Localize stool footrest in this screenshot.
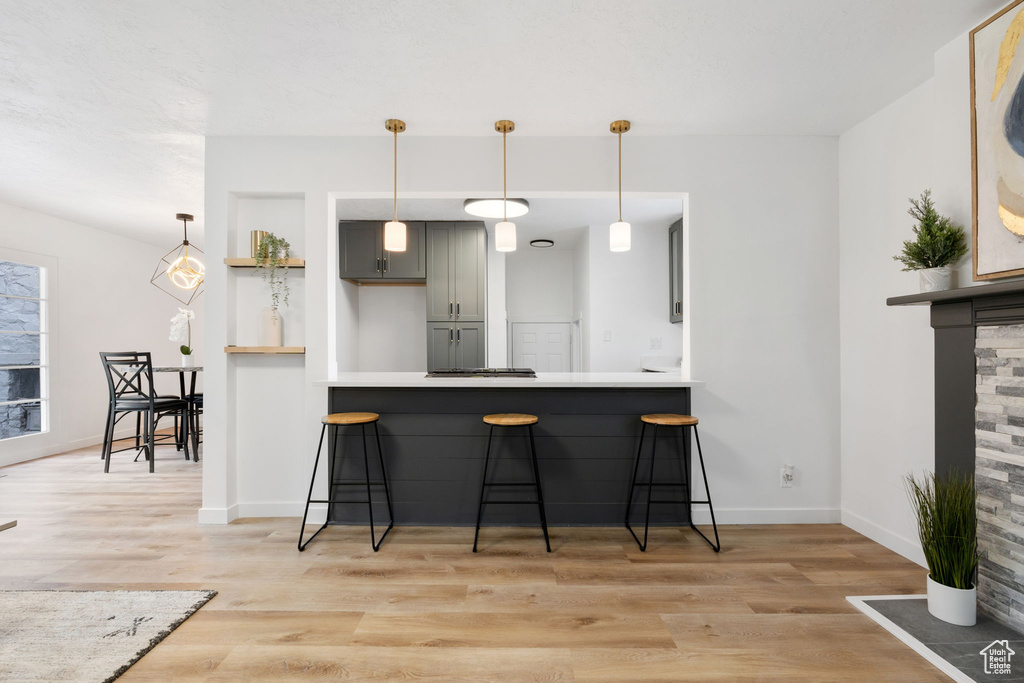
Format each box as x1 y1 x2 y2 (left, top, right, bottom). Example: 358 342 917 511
632 481 690 487
309 498 378 505
331 480 388 486
482 481 535 487
649 499 713 505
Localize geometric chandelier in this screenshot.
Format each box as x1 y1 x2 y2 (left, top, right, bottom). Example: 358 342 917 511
150 213 204 305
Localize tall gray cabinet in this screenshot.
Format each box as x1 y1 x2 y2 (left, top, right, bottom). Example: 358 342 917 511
426 222 487 370
669 218 683 323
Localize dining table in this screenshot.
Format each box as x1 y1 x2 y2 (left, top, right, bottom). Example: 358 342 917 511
153 365 203 459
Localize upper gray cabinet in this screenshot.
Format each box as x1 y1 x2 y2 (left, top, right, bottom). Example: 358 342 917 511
669 219 683 323
426 222 486 322
339 221 426 281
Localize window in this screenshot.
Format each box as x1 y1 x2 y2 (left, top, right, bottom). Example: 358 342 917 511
0 259 48 440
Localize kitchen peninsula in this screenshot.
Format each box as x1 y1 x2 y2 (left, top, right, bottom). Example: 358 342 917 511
313 371 701 526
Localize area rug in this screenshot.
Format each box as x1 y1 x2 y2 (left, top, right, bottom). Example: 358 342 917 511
849 594 1024 682
0 589 216 683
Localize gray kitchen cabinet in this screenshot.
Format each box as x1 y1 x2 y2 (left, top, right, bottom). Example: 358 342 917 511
425 322 486 371
426 222 485 322
426 223 455 321
339 221 382 280
339 221 426 281
427 322 455 372
669 219 683 323
454 322 485 368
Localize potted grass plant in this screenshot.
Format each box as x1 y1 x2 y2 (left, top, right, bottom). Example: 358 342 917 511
905 470 978 626
893 190 968 293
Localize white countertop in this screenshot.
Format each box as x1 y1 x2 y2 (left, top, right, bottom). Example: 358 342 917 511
314 372 703 388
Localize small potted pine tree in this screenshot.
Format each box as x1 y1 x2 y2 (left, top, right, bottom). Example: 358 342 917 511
893 190 968 293
905 470 977 626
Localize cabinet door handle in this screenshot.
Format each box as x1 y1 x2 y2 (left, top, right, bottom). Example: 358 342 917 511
456 302 461 316
449 328 454 343
376 257 381 273
677 301 682 315
383 256 388 272
457 328 461 343
449 302 453 318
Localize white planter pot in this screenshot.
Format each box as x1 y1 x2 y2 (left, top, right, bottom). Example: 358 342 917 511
181 354 194 368
919 266 952 293
258 307 283 347
927 575 976 626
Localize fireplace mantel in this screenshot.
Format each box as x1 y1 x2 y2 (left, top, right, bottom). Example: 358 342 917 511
888 279 1024 477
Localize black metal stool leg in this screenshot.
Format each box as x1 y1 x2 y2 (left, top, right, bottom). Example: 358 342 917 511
690 425 720 552
473 425 495 552
298 424 329 551
362 423 393 552
103 410 117 473
373 421 395 547
637 424 658 551
625 422 647 545
527 424 551 553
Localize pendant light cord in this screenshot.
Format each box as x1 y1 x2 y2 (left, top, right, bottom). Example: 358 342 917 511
618 131 623 222
393 130 398 223
503 130 508 222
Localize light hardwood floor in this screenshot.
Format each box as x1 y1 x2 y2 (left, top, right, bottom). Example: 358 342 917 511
0 444 944 682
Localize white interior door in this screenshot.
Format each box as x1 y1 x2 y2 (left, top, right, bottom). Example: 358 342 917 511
511 322 572 372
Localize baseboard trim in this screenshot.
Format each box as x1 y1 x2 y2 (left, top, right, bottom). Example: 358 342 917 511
198 505 239 525
691 507 840 525
841 509 926 568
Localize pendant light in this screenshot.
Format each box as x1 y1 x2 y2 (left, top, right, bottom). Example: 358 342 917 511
150 213 204 305
494 119 517 252
384 118 407 252
610 120 631 252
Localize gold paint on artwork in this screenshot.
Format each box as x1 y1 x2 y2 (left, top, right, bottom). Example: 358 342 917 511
993 7 1024 100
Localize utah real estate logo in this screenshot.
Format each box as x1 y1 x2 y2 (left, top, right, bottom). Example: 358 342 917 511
980 640 1015 675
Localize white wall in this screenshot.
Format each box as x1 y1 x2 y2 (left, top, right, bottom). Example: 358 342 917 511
585 220 683 372
505 249 574 321
0 200 204 466
203 133 840 524
838 32 982 564
357 286 427 371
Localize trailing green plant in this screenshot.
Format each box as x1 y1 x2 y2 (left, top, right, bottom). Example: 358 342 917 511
893 190 968 271
254 233 291 310
905 469 977 590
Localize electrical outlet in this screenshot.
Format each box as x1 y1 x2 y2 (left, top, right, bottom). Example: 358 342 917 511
780 465 795 488
603 330 612 342
650 337 662 350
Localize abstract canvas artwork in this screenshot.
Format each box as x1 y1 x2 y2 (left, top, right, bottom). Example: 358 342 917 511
973 0 1024 280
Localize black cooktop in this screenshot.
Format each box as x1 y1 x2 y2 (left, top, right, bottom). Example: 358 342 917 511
426 368 537 378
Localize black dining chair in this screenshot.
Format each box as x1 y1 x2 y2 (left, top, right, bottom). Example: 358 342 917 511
99 352 191 472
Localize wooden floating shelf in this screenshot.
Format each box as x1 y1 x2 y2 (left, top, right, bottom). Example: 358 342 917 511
224 258 305 267
224 346 305 354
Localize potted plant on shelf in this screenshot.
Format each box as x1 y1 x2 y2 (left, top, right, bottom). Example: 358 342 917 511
905 469 977 626
893 190 968 293
169 308 196 367
254 233 291 347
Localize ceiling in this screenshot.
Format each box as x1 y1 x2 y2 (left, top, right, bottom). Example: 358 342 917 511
336 196 685 248
0 1 1006 245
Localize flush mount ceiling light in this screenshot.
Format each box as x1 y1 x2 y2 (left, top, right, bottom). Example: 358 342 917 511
150 213 204 305
494 119 517 252
464 197 530 219
530 239 554 248
610 119 631 252
384 118 407 252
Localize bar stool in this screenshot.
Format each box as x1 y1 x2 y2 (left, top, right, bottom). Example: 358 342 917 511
625 413 720 553
298 412 394 552
473 413 551 553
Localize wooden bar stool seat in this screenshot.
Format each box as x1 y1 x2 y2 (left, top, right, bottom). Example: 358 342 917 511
483 413 538 426
474 413 551 552
323 412 379 425
298 412 394 552
626 413 720 553
641 414 698 426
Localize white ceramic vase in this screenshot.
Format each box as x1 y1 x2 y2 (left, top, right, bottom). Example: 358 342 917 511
927 575 976 626
181 354 194 368
259 307 283 346
919 266 952 293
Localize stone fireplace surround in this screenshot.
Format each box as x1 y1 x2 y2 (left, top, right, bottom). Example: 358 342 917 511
889 280 1024 633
